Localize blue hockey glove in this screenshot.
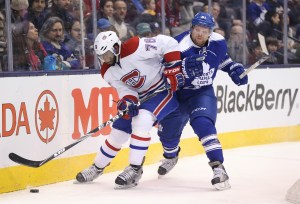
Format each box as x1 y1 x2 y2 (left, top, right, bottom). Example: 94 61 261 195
163 60 185 91
182 54 205 79
117 95 139 119
229 63 248 86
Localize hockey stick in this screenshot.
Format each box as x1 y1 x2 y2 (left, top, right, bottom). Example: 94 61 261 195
9 111 125 168
239 55 270 79
239 33 270 79
9 87 168 168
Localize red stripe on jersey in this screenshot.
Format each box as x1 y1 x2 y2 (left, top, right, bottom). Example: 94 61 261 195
153 91 173 116
120 37 139 59
164 51 181 63
123 95 138 103
101 63 111 78
105 139 120 151
140 78 163 94
131 134 151 141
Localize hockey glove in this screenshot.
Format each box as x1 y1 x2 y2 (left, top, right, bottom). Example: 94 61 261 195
163 60 185 91
117 95 139 119
182 54 205 79
229 63 248 86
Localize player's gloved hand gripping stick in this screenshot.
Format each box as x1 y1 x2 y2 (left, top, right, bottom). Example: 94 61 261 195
239 33 270 79
117 96 139 119
8 87 167 168
163 60 185 91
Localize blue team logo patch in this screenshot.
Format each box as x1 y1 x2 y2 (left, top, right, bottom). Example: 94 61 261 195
191 61 215 88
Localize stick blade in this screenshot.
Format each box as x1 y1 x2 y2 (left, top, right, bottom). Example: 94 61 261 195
258 33 269 55
9 153 42 168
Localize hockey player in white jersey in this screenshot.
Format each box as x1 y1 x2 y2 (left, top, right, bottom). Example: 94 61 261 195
157 12 248 190
76 31 186 189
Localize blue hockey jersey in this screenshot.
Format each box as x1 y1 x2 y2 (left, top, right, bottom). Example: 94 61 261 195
175 31 235 100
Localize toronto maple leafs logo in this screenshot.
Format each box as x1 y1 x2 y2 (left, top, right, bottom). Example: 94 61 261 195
191 61 215 88
35 90 59 144
121 69 146 89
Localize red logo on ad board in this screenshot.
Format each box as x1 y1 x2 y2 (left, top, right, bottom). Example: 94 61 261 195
35 90 59 144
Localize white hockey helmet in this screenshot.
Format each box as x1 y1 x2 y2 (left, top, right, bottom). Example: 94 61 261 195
94 31 121 62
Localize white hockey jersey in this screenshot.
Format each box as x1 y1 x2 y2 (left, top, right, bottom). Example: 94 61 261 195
101 35 181 101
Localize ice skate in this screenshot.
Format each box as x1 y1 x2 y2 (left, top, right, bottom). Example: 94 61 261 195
209 161 231 190
158 156 178 176
114 165 143 189
158 147 180 176
76 164 104 183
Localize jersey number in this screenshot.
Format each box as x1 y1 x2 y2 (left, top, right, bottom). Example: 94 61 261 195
144 38 157 51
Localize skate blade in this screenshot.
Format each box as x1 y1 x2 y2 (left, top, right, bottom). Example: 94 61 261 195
114 183 138 190
73 180 96 184
213 180 231 191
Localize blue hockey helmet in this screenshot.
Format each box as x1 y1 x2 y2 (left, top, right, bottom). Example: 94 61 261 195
191 12 215 30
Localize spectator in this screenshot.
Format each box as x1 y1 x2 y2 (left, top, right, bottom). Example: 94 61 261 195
136 22 152 37
288 0 300 27
45 0 74 32
12 21 47 71
168 0 194 36
142 0 156 16
110 0 135 42
178 0 194 24
246 0 269 39
40 17 80 69
83 0 99 16
213 27 225 38
248 40 264 65
257 10 281 40
124 0 144 23
134 2 160 29
283 16 298 53
220 0 242 20
27 0 49 31
149 21 161 36
265 0 283 14
263 36 283 64
227 25 249 63
85 0 114 35
247 0 269 27
97 18 118 35
11 0 29 23
130 0 145 13
68 0 88 21
202 2 231 39
98 0 114 19
64 19 94 68
156 0 180 36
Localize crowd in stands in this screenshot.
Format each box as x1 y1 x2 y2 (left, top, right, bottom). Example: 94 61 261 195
0 0 300 72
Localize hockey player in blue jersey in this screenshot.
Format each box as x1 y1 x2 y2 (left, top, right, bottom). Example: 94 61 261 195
158 12 248 190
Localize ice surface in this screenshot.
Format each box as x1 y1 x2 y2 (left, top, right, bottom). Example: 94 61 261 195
1 142 299 204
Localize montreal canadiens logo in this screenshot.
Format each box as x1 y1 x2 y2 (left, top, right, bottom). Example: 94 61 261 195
35 90 59 144
121 69 146 89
